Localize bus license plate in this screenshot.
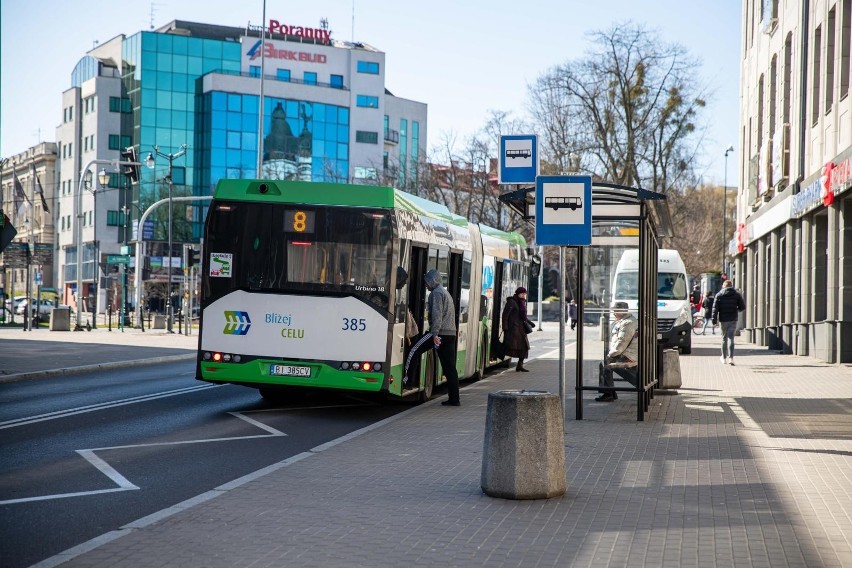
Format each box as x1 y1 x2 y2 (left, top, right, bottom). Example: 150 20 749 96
269 364 311 377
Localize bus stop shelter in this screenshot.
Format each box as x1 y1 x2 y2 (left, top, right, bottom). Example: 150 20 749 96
501 182 673 421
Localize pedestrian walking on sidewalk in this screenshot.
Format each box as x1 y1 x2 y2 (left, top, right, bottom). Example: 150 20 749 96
701 289 716 334
501 287 531 372
423 269 460 406
568 299 578 330
712 280 746 365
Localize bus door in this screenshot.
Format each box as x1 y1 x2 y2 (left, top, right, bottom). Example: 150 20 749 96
447 252 464 374
490 260 506 358
406 246 429 389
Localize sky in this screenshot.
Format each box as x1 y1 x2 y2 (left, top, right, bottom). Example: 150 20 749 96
1 0 743 184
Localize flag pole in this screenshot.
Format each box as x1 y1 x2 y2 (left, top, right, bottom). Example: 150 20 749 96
25 160 35 331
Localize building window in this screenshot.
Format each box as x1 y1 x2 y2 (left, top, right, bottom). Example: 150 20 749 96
249 65 261 78
355 131 379 144
826 7 837 113
354 166 377 180
356 95 379 108
109 97 131 113
841 0 851 99
108 135 126 150
276 68 291 81
106 210 126 226
357 61 380 74
812 25 822 125
304 71 317 85
330 74 344 89
399 118 408 187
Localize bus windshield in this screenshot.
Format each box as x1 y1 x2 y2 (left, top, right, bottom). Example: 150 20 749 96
204 202 393 309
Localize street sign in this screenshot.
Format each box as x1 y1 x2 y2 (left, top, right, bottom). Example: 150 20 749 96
498 135 539 184
535 175 593 246
107 254 131 265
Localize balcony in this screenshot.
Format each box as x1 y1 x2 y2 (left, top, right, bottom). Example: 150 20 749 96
384 129 399 144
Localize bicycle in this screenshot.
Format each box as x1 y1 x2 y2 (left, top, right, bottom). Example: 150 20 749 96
692 314 718 335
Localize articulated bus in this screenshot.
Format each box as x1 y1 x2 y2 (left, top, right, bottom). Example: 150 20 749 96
196 179 532 402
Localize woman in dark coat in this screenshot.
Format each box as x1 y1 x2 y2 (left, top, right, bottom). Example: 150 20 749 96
502 287 531 372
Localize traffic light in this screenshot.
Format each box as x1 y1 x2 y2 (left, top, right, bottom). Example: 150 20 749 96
187 246 202 268
121 147 140 184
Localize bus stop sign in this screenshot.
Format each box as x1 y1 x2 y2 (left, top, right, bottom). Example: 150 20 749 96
498 135 539 184
535 175 592 245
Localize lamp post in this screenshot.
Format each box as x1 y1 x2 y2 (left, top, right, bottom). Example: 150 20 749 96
74 160 115 330
722 145 734 277
146 144 186 333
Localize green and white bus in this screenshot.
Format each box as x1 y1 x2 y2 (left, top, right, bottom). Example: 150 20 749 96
196 179 532 402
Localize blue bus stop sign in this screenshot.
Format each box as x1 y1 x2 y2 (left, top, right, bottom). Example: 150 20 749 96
498 135 539 184
535 175 592 246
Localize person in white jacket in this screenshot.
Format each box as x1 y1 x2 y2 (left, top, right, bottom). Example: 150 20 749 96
596 301 638 402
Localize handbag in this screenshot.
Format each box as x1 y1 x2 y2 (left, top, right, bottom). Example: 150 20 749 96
523 320 534 334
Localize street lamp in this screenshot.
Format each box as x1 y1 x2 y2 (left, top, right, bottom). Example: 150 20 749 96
145 144 187 333
722 145 734 277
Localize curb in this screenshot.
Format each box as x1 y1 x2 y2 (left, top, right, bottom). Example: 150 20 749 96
0 353 197 384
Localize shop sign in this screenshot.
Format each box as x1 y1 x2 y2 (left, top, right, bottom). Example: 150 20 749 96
830 157 851 197
821 162 835 206
791 177 823 217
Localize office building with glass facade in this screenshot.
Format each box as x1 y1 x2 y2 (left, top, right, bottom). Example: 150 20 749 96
52 19 427 312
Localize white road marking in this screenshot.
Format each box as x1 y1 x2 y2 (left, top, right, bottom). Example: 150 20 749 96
0 384 220 430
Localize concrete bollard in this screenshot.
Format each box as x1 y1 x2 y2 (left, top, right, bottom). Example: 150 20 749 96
658 348 682 389
153 314 166 329
49 307 71 331
481 390 566 499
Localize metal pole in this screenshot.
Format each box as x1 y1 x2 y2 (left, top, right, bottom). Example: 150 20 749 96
25 162 34 331
256 0 267 178
558 246 565 423
536 245 543 330
167 156 174 333
722 146 733 276
575 246 585 420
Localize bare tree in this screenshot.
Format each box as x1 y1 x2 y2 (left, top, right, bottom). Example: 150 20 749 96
527 22 708 193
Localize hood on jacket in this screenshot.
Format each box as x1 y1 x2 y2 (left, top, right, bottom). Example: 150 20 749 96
424 269 442 290
718 287 737 296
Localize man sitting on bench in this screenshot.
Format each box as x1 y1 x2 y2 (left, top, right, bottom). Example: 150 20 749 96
596 301 638 402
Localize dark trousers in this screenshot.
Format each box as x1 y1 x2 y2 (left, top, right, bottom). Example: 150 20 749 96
404 333 460 402
436 335 460 403
598 357 638 393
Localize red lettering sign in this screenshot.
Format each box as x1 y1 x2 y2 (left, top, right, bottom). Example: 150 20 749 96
268 20 331 45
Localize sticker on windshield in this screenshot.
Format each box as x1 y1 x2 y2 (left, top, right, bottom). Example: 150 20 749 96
210 253 232 278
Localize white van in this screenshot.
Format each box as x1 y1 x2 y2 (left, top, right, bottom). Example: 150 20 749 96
612 249 692 354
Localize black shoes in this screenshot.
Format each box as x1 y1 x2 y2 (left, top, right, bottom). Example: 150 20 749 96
441 400 460 406
594 394 618 402
516 367 530 372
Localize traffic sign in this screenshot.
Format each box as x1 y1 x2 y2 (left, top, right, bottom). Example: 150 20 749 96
107 254 131 264
498 135 539 184
535 175 593 246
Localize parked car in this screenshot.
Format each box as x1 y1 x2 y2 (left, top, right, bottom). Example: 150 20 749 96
16 299 65 317
4 295 27 313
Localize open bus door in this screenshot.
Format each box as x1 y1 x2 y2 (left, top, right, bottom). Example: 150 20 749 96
490 261 506 363
406 246 430 398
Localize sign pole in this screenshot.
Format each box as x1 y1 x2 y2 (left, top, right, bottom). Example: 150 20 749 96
558 246 566 427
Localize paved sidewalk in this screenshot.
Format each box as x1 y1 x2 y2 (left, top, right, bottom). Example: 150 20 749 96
0 326 197 382
32 332 852 568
